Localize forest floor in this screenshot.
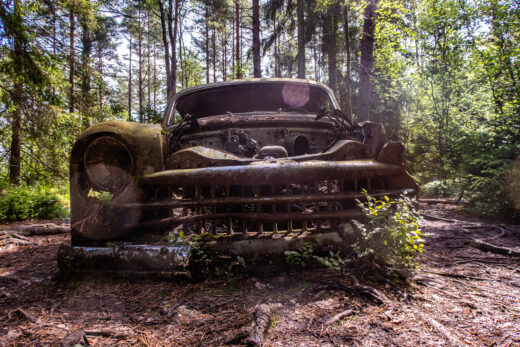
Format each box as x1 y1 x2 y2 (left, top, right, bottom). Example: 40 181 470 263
1 202 520 346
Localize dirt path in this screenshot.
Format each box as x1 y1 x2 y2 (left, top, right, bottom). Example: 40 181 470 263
1 204 519 346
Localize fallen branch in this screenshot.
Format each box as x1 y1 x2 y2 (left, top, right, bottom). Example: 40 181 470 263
8 308 37 322
320 276 390 305
470 239 520 257
421 214 497 227
350 275 390 305
421 214 461 223
84 328 131 338
246 303 272 347
413 309 463 346
420 214 488 226
422 215 513 237
418 198 459 205
326 309 354 325
1 232 30 241
1 223 69 236
429 271 486 281
0 233 31 246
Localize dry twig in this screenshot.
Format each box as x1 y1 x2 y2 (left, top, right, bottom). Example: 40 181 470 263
320 276 390 305
84 328 131 338
326 309 354 325
470 239 520 257
8 308 37 322
419 198 460 205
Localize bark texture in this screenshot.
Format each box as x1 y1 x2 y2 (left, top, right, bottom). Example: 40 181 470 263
235 0 241 79
252 0 261 78
69 8 75 113
297 0 305 79
80 18 91 128
357 0 377 122
9 0 23 184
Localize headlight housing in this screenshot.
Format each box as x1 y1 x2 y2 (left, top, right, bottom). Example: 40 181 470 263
84 136 133 194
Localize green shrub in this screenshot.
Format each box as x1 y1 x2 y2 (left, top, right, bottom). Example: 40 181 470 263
462 174 519 221
0 182 69 223
351 190 424 269
314 250 348 273
284 242 315 267
420 179 462 198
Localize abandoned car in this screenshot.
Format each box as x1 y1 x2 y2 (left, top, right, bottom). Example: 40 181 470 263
62 79 416 272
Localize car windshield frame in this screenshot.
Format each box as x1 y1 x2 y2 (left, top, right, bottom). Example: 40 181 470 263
163 79 341 127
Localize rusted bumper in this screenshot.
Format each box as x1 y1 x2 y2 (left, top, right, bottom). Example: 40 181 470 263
131 159 416 234
57 243 190 275
71 159 416 242
139 159 405 186
58 226 357 275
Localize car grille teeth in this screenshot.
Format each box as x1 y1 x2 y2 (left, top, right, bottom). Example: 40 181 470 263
140 177 410 236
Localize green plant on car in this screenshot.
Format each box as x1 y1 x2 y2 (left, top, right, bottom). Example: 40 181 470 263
284 242 315 267
314 250 349 273
214 256 246 282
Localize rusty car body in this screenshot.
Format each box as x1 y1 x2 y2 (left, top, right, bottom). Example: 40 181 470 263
61 79 416 273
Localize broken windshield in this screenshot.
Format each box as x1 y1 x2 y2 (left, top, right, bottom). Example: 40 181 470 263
166 81 338 125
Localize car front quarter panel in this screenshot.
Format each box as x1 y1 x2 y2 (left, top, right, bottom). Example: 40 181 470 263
70 120 165 243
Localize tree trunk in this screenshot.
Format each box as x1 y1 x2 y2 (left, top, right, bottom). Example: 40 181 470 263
69 8 75 113
147 15 151 112
274 15 280 78
252 0 261 78
180 24 188 88
325 5 338 93
158 0 172 95
223 25 227 80
297 0 305 79
52 9 57 56
9 0 23 184
357 0 377 122
232 11 235 77
128 35 132 121
235 0 241 79
168 0 180 95
9 69 23 185
213 28 216 82
178 19 184 88
138 5 143 123
98 45 103 111
343 3 352 120
153 42 157 115
81 19 91 129
312 34 319 81
205 5 210 84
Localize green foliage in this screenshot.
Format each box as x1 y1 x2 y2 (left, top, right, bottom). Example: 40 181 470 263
0 182 69 223
87 189 113 204
352 190 424 268
420 179 462 198
314 250 349 273
284 242 315 267
214 256 246 282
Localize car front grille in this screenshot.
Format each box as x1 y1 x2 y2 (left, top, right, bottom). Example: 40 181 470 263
135 176 409 237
